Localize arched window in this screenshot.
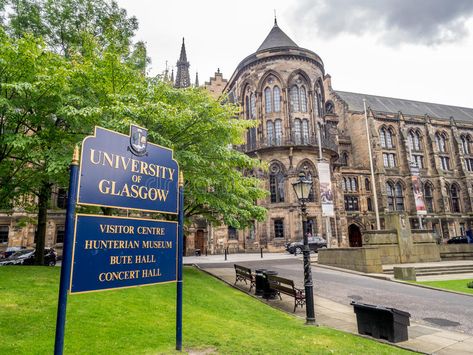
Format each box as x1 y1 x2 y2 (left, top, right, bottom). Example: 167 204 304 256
269 163 285 203
250 93 256 119
275 119 282 145
302 119 309 144
300 87 307 112
294 119 301 144
245 95 250 119
435 132 447 153
461 135 471 155
264 87 272 113
367 197 373 211
267 121 274 146
380 127 394 148
408 130 421 151
290 86 299 112
395 182 404 211
423 182 434 213
273 86 281 112
449 184 461 213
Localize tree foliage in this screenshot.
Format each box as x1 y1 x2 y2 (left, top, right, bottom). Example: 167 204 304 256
0 0 267 264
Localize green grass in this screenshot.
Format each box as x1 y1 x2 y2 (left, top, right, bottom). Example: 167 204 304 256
0 266 413 354
415 279 473 295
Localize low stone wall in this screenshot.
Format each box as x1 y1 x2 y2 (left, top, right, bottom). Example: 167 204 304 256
439 244 473 260
318 247 383 273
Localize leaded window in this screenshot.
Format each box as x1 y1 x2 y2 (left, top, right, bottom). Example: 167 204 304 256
264 87 272 113
408 130 421 151
423 182 434 213
294 119 301 144
344 196 359 211
273 86 281 112
436 132 447 153
386 182 404 211
228 226 238 240
250 93 256 118
302 119 309 144
449 184 461 213
269 163 285 203
461 135 471 155
290 86 299 112
267 121 274 146
395 183 404 211
440 156 450 170
300 87 307 112
56 225 65 244
380 127 394 148
275 119 282 146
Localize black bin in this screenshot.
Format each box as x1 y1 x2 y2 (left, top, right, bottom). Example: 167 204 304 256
351 301 410 343
194 249 201 256
255 269 267 296
263 270 278 299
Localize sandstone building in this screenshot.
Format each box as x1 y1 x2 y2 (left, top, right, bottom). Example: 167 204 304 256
191 20 473 255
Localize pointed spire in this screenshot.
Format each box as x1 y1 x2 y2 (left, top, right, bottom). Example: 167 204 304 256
171 68 174 83
163 60 169 82
175 37 190 88
195 72 199 87
257 19 298 52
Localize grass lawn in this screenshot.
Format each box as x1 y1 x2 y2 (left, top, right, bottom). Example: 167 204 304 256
0 266 413 354
415 279 473 295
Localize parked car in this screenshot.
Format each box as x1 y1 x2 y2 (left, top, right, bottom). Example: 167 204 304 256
447 236 469 244
286 236 327 254
0 248 57 266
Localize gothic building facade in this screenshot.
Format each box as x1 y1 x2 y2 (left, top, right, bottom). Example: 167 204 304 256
197 20 473 255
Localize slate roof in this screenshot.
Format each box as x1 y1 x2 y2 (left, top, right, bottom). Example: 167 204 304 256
257 20 299 52
335 91 473 122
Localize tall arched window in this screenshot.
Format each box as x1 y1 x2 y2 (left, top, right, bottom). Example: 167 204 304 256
386 182 395 211
423 182 434 212
302 119 309 144
269 163 285 203
300 87 307 112
264 87 272 113
273 86 281 112
250 93 256 119
275 119 282 145
395 183 404 211
408 130 421 151
435 132 447 152
380 127 394 148
449 184 461 213
461 135 471 155
267 121 274 146
290 86 299 112
294 119 301 144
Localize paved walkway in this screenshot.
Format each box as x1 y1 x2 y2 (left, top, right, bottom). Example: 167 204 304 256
185 253 473 354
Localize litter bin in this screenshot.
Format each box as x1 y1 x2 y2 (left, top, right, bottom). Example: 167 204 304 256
351 301 410 343
194 249 201 256
263 270 278 299
255 269 267 296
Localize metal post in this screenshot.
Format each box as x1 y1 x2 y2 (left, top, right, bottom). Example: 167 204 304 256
176 172 184 351
54 146 80 355
224 247 227 261
363 99 381 230
260 247 263 258
301 201 316 325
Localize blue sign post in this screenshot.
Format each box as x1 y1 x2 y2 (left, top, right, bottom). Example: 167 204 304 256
54 125 183 354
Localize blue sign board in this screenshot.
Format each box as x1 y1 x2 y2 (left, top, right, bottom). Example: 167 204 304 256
78 126 179 214
70 214 178 293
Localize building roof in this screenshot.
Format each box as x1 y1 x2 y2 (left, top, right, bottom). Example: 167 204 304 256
257 19 299 52
335 91 473 122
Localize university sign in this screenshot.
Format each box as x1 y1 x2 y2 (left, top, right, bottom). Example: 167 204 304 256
54 125 184 354
78 126 178 213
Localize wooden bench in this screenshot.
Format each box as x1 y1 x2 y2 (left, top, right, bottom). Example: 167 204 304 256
234 264 255 292
267 275 305 312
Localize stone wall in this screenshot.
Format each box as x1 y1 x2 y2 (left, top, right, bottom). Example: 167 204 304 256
439 244 473 260
318 247 383 273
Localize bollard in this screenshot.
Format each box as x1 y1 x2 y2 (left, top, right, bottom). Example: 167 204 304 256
260 247 263 258
224 247 227 261
205 248 208 256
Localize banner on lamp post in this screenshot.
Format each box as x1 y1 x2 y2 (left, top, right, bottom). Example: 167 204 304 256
318 161 334 217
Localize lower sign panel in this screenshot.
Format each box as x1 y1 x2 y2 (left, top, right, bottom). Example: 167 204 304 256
70 214 178 293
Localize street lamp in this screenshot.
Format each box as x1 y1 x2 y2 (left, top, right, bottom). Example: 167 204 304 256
292 172 316 325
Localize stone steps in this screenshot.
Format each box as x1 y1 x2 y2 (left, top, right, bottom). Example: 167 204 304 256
384 265 473 276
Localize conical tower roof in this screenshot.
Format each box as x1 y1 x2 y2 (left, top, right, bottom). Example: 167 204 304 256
257 19 298 52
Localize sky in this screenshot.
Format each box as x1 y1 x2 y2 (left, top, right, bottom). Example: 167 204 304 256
116 0 473 108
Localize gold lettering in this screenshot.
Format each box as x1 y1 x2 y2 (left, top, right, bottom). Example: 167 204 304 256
90 149 101 165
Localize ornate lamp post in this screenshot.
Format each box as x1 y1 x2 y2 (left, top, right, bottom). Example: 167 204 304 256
292 172 316 325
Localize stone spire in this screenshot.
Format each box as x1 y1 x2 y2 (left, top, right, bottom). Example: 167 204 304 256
195 72 199 87
170 69 174 83
174 38 190 88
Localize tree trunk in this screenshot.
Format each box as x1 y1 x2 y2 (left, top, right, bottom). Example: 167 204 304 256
35 182 52 265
